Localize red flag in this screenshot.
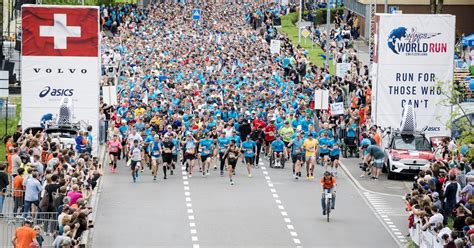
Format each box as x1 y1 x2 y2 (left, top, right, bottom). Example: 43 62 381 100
22 6 98 57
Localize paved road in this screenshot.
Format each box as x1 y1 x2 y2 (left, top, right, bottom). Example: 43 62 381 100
340 158 412 244
92 156 401 248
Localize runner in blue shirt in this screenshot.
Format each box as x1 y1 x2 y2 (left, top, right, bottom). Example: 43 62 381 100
318 132 331 170
287 131 305 179
241 136 257 177
199 133 214 176
149 135 162 181
329 136 341 176
217 132 230 176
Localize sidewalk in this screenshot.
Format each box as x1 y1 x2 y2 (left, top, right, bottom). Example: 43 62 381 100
340 158 412 197
352 39 370 67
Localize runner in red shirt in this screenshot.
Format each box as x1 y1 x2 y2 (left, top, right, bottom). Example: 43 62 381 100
264 119 276 157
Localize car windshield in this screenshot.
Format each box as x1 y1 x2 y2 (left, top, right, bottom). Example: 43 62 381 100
393 135 431 151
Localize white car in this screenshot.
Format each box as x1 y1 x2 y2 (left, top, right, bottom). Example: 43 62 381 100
384 132 435 179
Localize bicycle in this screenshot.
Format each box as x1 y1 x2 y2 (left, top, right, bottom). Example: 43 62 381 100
322 188 335 222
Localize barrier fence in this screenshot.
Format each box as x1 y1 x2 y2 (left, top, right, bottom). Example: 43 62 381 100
1 213 59 248
410 216 445 248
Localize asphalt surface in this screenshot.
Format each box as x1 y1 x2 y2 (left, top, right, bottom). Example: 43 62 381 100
339 158 412 244
92 155 401 248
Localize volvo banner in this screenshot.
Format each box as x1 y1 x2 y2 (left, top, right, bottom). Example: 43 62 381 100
371 14 455 137
21 5 100 156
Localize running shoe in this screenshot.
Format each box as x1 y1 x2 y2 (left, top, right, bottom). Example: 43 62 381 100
170 170 174 175
248 174 252 178
164 176 167 180
153 176 157 181
202 171 205 176
220 171 224 176
214 166 217 170
230 180 234 185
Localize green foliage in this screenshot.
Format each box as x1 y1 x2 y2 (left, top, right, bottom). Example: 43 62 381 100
303 7 345 25
280 13 334 74
0 97 21 161
435 80 474 162
40 0 118 5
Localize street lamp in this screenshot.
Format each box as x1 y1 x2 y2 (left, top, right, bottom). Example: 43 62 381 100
298 0 302 43
325 0 331 68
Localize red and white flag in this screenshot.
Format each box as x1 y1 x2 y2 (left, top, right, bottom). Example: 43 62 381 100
22 6 98 57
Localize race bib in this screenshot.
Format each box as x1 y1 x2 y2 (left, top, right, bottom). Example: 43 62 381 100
153 150 160 156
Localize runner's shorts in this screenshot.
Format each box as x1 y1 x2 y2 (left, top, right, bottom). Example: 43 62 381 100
201 154 210 162
319 152 329 158
162 154 173 164
292 154 305 163
131 160 140 171
228 159 238 169
330 155 340 162
244 156 255 165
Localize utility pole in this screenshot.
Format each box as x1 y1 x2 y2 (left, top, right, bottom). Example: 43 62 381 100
325 1 330 68
298 0 302 44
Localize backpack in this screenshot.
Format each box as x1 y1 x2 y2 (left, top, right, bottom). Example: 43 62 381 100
324 176 334 186
39 191 50 211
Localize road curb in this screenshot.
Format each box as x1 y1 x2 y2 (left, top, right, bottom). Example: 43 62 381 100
82 144 107 247
339 160 404 198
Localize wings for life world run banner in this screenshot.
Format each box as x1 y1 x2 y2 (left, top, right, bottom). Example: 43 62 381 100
21 5 100 156
371 14 455 137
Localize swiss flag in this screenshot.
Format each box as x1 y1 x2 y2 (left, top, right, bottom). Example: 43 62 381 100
22 5 99 57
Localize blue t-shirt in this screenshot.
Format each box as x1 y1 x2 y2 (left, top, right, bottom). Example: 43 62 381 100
217 137 230 153
150 141 161 157
271 140 285 152
230 135 241 146
199 139 214 156
291 138 304 155
242 140 256 157
329 139 340 156
318 137 331 154
318 129 333 138
347 123 357 138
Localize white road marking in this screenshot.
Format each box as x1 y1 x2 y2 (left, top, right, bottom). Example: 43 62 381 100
263 171 268 175
278 205 285 210
284 218 291 223
261 166 266 169
287 225 294 230
275 199 282 204
290 232 298 237
181 166 199 247
272 194 279 198
268 183 274 187
293 239 301 244
281 211 288 216
270 188 276 193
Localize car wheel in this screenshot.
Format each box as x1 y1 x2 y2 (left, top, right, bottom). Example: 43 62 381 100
387 170 396 180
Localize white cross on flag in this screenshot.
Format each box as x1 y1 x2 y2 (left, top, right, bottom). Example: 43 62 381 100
21 5 101 156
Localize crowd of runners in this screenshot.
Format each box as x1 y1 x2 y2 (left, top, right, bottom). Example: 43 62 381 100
100 1 375 188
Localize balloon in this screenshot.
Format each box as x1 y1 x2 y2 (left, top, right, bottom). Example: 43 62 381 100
469 79 474 91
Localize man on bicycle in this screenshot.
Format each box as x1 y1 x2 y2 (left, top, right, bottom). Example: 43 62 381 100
321 171 336 215
270 135 286 167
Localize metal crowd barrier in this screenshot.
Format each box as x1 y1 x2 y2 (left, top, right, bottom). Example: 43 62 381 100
1 188 25 217
410 216 445 248
0 212 59 248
